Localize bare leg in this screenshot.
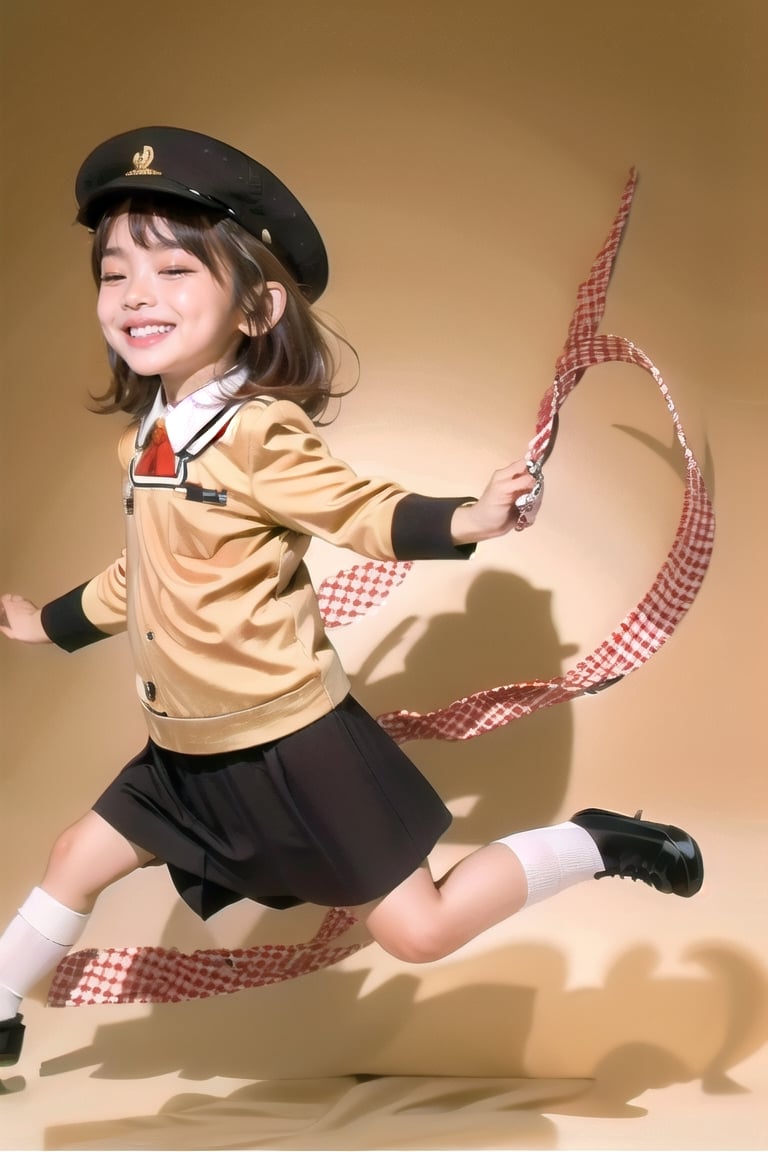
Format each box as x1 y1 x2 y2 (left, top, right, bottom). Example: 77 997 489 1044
354 807 704 964
353 844 528 964
40 809 154 912
0 810 155 1058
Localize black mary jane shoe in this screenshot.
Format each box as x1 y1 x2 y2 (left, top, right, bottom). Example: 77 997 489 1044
0 1014 25 1068
570 808 704 897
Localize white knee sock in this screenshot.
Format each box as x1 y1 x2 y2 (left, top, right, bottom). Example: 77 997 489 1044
495 821 604 908
0 888 89 1020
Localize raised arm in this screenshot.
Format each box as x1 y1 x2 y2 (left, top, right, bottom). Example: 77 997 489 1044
450 458 537 545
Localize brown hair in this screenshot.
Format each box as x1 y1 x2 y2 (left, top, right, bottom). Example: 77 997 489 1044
88 194 354 422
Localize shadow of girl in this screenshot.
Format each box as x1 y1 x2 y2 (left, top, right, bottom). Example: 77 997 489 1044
351 568 580 839
41 938 768 1146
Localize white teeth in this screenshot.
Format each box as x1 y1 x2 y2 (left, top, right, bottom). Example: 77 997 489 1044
130 324 173 338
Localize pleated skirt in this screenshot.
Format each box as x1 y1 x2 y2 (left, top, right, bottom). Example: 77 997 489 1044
93 695 452 919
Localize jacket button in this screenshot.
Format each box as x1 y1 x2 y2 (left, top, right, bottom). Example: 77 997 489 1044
144 681 157 702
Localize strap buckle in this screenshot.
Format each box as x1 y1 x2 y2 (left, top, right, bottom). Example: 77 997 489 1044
515 457 544 517
584 674 625 695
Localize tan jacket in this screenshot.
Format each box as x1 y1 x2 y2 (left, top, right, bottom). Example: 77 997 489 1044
42 394 473 753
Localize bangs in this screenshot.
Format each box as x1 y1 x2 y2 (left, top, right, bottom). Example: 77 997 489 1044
92 195 230 284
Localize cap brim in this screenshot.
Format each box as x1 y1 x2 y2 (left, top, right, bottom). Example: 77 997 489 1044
78 177 328 301
76 177 232 228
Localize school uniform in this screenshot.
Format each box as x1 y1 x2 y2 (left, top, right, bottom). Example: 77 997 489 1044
41 381 475 918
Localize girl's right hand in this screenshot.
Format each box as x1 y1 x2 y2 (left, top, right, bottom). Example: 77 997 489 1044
0 594 50 644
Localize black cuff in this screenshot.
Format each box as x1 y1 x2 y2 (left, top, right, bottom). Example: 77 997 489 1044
391 494 477 560
41 584 113 652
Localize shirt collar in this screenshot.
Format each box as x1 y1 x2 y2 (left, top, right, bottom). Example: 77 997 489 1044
138 367 250 454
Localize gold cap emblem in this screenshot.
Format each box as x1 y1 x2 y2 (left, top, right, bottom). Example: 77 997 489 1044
125 144 162 177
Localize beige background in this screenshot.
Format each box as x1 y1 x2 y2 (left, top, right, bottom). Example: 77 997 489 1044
0 0 766 1148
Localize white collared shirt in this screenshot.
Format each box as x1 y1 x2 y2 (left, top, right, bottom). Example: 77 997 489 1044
136 367 251 457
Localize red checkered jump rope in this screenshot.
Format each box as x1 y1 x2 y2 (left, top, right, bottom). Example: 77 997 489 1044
48 169 715 1007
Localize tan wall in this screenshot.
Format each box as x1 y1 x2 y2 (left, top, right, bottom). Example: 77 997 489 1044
1 0 765 1095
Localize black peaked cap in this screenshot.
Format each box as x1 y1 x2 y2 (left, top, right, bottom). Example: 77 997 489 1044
75 126 328 302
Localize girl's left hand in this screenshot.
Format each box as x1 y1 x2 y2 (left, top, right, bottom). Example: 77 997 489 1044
451 459 537 544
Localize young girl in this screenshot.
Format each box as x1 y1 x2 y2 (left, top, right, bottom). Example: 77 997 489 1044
0 127 703 1068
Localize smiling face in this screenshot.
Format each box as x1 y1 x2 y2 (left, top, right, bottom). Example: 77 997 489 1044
96 210 249 404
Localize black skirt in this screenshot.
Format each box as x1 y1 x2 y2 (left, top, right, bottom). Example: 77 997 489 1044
93 696 452 920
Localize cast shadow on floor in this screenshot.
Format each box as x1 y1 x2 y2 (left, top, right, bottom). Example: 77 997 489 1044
40 935 768 1149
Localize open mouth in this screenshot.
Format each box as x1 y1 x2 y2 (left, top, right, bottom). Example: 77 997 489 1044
127 323 175 339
